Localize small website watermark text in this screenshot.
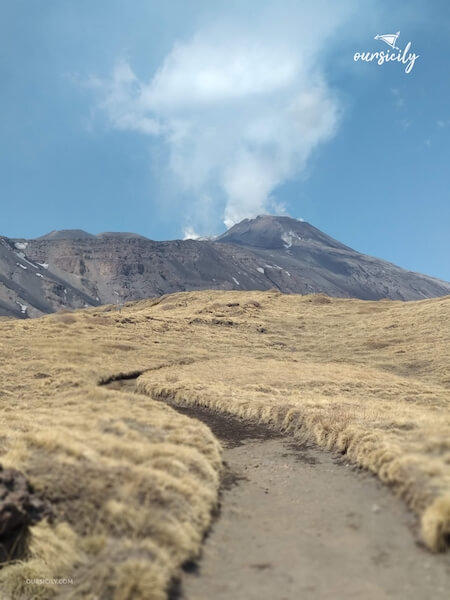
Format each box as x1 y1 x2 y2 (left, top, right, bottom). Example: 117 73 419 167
25 577 74 586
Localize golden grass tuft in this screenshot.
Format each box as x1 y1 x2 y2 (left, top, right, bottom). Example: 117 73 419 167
1 290 449 597
421 496 450 552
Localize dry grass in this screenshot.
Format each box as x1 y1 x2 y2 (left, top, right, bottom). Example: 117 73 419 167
0 385 221 600
0 303 223 599
0 290 449 597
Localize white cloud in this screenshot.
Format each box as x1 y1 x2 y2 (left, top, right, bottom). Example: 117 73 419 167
97 62 162 135
91 2 355 233
142 38 300 110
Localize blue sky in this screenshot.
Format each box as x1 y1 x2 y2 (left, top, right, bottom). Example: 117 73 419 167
1 0 449 281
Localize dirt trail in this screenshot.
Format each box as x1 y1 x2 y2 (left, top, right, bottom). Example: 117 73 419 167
172 406 450 600
104 379 450 599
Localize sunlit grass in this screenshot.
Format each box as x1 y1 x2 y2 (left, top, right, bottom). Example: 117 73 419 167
1 290 449 598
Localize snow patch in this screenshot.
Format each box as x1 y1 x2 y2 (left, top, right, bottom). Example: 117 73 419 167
256 267 265 274
15 252 38 268
232 277 240 286
281 230 302 249
15 301 27 314
14 242 28 250
37 262 49 269
281 232 292 248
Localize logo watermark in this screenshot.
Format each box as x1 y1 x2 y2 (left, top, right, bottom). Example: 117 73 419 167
354 31 420 74
25 578 74 586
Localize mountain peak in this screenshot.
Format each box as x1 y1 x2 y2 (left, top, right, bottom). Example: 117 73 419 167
35 230 150 241
37 229 94 241
215 215 351 251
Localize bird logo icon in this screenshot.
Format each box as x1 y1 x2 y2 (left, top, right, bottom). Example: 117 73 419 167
374 31 401 50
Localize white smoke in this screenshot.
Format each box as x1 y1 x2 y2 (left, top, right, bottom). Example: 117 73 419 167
183 226 200 240
92 2 355 232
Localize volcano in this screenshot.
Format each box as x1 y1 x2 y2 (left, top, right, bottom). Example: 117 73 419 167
1 216 449 318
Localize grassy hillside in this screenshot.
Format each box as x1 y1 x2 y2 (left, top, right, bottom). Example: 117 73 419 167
1 290 449 598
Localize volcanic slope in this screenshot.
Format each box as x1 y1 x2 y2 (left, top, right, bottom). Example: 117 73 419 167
1 216 450 317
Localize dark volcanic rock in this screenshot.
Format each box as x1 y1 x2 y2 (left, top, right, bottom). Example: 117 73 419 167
0 465 51 562
0 236 100 318
1 216 449 318
216 214 352 251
